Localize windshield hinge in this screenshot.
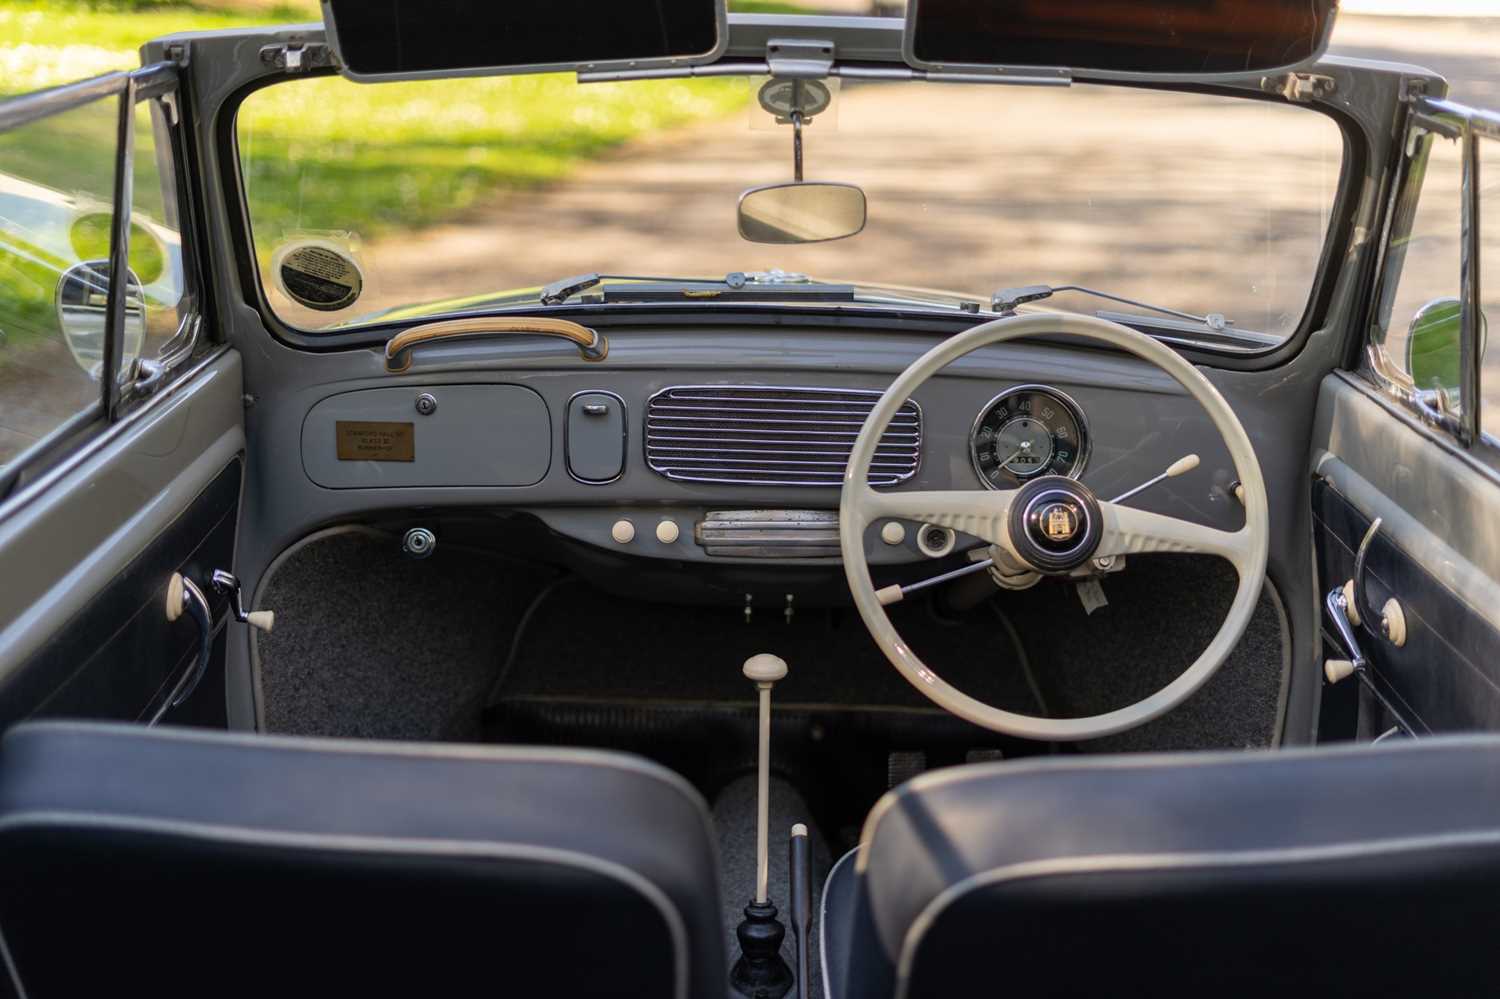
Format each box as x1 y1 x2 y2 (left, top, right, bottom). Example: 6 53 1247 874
260 40 335 73
1263 72 1336 104
767 38 834 80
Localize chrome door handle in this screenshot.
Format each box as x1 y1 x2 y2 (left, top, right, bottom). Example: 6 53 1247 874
159 572 213 720
157 570 274 723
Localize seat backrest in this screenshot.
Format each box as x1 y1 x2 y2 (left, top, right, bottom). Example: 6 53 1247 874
830 738 1500 998
0 722 725 999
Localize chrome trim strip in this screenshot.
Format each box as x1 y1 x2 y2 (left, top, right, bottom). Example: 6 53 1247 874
0 62 178 132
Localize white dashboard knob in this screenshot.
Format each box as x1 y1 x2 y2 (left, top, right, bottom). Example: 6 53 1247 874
611 519 636 544
880 521 906 546
656 519 680 544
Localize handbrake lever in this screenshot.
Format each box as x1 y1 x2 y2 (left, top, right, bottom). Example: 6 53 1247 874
789 823 811 999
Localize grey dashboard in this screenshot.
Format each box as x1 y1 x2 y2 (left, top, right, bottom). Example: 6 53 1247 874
241 324 1246 587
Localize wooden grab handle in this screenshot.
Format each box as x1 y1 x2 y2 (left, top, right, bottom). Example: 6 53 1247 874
384 316 607 372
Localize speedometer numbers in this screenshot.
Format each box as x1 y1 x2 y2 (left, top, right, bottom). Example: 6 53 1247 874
969 386 1089 489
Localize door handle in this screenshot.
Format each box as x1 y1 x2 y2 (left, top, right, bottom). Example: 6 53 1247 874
159 572 213 720
1346 518 1408 648
158 570 274 722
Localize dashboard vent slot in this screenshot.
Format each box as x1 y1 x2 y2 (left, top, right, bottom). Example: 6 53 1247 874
645 385 921 486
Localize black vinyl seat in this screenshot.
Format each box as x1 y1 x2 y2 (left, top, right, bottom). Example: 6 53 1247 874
822 737 1500 998
0 722 726 999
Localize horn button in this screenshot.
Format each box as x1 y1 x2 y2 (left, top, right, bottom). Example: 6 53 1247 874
1007 475 1103 573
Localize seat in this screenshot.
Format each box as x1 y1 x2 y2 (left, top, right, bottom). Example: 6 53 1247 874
822 737 1500 998
0 722 725 999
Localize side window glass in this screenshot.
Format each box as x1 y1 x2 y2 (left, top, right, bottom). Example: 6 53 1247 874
1371 130 1464 415
1479 136 1499 444
0 98 120 471
131 99 195 363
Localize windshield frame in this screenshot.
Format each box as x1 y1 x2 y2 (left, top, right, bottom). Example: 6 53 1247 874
212 21 1370 367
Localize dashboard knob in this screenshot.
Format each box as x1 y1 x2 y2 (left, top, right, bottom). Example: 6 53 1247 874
656 519 681 544
880 521 906 546
611 519 636 544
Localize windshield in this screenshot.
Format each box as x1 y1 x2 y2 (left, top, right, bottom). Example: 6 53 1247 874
236 72 1344 339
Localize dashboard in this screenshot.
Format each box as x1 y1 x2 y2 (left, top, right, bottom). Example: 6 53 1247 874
284 327 1246 580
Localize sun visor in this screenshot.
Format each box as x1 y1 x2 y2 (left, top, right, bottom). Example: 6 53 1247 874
903 0 1340 80
322 0 728 82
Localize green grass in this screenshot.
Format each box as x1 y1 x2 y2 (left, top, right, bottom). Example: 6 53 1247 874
0 0 806 342
237 73 751 251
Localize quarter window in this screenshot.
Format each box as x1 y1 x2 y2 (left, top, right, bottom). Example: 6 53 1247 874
0 98 121 471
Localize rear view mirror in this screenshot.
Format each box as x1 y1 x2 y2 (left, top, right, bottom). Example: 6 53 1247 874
55 260 145 381
904 0 1338 77
738 183 867 245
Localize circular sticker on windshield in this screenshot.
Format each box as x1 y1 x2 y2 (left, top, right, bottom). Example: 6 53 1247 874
757 78 832 121
272 240 363 311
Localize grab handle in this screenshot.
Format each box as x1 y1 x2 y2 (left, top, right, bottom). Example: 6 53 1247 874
384 316 607 372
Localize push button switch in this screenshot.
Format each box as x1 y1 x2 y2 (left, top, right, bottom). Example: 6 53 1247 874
566 392 626 483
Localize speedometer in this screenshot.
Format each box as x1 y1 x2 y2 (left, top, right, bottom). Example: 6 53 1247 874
969 385 1089 488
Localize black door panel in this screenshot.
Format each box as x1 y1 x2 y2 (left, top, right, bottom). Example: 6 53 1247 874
0 459 241 728
1313 475 1500 735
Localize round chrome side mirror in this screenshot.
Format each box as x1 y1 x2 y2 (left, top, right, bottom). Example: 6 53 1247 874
54 260 146 381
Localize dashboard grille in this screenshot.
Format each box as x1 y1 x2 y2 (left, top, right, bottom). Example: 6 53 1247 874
645 385 921 486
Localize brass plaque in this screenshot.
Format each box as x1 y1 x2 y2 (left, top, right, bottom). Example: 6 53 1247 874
336 421 414 462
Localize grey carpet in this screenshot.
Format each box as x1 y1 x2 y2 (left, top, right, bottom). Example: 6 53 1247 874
256 530 546 740
492 580 1040 715
1002 554 1288 752
714 774 834 999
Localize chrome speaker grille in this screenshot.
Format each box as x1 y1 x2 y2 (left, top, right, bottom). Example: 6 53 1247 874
645 385 921 486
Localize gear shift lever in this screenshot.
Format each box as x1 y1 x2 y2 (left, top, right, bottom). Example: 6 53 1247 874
730 653 793 999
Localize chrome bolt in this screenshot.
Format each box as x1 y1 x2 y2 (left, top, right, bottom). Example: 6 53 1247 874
415 393 438 416
402 527 436 559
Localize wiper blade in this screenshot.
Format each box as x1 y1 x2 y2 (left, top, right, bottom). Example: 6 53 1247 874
542 270 858 306
992 283 1233 332
540 273 727 305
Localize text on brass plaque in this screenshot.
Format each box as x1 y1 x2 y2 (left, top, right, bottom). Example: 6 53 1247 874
336 421 414 461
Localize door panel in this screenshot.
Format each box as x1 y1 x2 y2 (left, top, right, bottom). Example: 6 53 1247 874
1311 372 1500 736
4 457 240 727
0 351 244 725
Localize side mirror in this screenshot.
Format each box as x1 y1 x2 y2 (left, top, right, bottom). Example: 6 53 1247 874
737 182 867 245
1405 297 1488 397
55 260 146 381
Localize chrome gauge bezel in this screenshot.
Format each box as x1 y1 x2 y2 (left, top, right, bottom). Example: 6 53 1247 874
968 383 1091 490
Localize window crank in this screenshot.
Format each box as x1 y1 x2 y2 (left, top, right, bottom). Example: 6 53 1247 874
160 570 272 720
165 570 273 634
1323 517 1416 737
211 570 275 632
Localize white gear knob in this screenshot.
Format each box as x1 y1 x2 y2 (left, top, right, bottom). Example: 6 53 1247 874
743 653 788 684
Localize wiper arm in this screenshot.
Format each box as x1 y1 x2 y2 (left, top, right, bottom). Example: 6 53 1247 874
992 284 1231 332
540 273 727 305
541 270 852 306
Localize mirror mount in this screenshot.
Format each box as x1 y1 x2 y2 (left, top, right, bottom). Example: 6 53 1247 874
791 111 803 182
765 38 835 80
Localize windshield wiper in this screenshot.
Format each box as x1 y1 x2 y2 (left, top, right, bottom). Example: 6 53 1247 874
540 273 728 305
541 270 858 306
992 284 1232 332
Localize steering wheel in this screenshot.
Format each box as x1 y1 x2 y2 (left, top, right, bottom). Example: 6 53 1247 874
840 313 1269 741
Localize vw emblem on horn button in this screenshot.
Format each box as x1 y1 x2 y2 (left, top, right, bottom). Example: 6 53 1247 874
1040 502 1078 543
1008 476 1103 573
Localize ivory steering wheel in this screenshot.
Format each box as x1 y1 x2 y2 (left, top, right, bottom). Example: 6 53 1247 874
839 313 1269 741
